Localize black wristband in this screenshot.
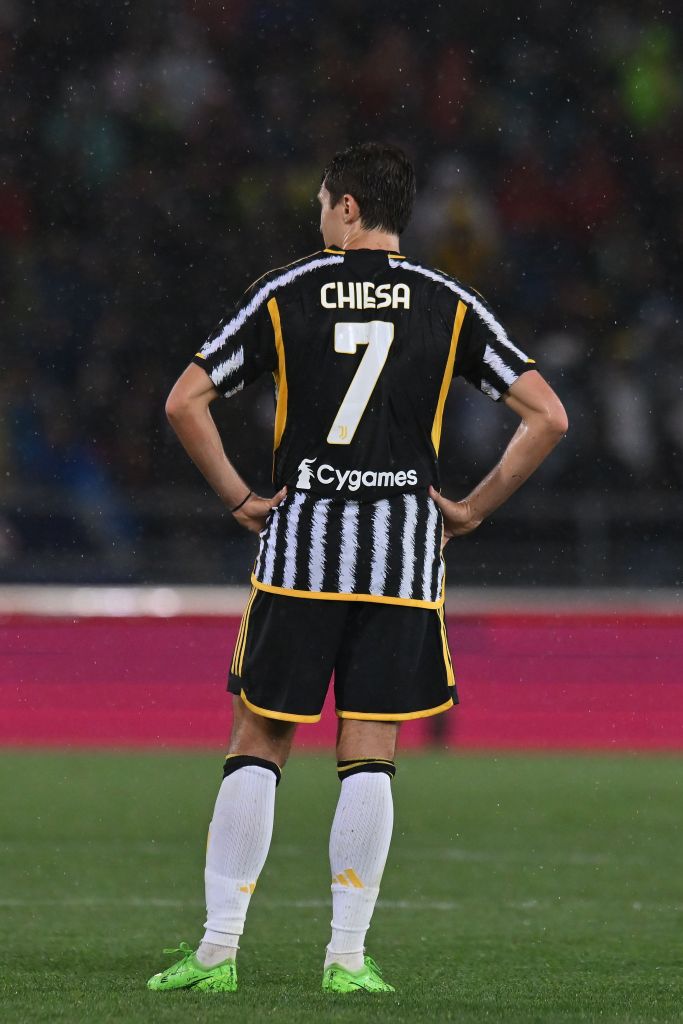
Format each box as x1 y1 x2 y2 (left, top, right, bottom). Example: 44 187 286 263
230 490 253 514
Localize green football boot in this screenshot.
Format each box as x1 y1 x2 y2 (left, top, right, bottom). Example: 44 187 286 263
147 942 237 992
322 954 395 993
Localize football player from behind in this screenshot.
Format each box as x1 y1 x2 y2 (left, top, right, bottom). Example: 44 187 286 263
149 142 567 994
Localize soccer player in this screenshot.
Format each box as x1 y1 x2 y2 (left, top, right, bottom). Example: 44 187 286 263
148 142 567 994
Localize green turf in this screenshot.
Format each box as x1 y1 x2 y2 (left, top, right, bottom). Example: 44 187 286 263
1 751 681 1023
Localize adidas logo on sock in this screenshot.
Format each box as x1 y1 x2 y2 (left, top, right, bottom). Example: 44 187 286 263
332 869 364 889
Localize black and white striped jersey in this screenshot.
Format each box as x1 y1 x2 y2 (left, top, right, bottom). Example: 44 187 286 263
193 247 535 607
252 490 444 608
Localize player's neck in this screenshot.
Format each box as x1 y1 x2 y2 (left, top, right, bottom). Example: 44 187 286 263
340 224 400 253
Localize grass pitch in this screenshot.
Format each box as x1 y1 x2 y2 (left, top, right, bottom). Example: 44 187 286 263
1 751 681 1023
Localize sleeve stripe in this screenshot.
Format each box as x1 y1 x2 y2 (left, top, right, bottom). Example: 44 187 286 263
200 255 344 358
388 258 531 363
212 346 245 387
483 344 518 387
481 380 502 400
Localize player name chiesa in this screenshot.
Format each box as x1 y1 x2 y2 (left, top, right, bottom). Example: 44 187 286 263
320 281 410 309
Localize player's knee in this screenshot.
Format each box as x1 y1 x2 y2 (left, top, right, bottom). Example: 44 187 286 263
230 696 296 766
336 758 396 782
223 754 282 786
336 718 399 762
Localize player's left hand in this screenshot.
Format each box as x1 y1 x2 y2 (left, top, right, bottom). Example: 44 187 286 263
232 487 287 534
428 486 482 547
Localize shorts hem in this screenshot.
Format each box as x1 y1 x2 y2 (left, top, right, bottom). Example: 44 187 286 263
239 688 322 724
335 697 454 721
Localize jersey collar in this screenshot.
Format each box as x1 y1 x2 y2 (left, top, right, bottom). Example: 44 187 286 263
323 247 406 260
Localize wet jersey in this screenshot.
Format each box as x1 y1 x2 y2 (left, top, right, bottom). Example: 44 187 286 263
193 247 535 607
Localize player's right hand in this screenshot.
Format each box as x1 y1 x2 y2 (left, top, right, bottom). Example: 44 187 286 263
232 487 287 534
428 486 482 546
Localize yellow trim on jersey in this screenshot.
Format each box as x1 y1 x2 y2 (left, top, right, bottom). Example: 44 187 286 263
240 688 321 723
231 587 257 676
336 697 454 721
194 351 206 359
431 299 467 454
438 604 455 687
324 247 345 254
268 297 288 452
251 573 445 609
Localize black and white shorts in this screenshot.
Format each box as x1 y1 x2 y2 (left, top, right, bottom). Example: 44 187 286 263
227 588 457 723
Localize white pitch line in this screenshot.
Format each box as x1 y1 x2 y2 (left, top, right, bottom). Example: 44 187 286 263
0 842 646 867
1 896 681 912
0 896 462 911
274 845 638 867
0 839 646 869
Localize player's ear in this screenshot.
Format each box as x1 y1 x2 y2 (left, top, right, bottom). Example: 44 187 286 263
343 193 361 224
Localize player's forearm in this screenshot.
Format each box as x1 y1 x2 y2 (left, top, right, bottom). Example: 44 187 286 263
466 413 566 524
166 401 249 510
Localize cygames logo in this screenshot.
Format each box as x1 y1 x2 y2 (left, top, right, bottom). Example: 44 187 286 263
295 458 418 493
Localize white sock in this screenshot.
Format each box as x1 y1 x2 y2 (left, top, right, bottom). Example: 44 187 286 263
195 940 236 968
198 765 277 965
325 772 394 973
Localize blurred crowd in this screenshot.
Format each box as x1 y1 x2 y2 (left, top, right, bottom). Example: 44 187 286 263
1 0 681 574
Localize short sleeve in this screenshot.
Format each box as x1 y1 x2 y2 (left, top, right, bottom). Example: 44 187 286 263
192 279 277 398
454 291 536 401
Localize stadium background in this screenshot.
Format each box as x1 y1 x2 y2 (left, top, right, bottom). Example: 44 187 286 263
1 0 681 587
1 3 682 1021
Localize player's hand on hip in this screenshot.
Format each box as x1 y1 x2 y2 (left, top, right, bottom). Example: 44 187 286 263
232 487 287 534
428 486 481 546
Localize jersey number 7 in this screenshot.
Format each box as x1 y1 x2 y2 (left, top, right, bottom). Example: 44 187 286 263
326 321 395 445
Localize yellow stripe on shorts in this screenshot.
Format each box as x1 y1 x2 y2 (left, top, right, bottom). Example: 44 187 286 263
231 588 257 676
236 587 258 677
438 605 455 687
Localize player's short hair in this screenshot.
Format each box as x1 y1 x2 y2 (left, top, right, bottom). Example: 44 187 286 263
322 142 416 236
